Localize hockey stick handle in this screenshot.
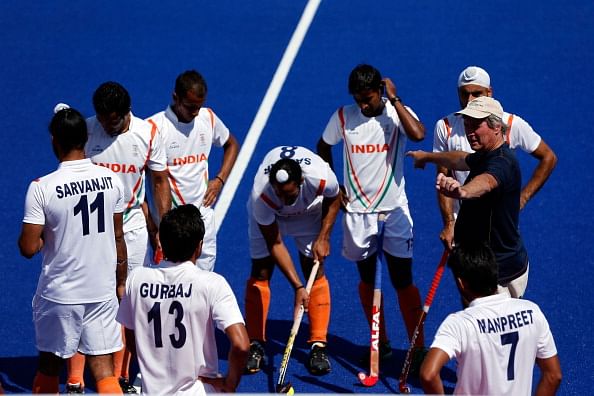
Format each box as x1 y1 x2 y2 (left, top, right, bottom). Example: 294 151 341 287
423 250 449 311
277 260 320 388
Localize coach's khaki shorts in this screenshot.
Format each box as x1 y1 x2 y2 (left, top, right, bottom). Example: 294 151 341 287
32 294 122 358
497 264 530 298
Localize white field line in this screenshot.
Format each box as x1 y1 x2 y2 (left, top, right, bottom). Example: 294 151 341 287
214 0 322 232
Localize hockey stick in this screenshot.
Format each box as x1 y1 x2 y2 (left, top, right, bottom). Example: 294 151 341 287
398 249 449 393
357 214 387 387
276 259 320 394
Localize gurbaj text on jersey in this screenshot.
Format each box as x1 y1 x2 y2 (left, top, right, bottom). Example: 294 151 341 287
140 283 193 299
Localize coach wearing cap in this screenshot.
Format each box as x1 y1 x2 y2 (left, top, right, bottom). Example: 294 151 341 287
407 96 529 300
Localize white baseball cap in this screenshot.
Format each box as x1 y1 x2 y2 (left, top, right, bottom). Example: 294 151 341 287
457 66 490 88
456 96 503 119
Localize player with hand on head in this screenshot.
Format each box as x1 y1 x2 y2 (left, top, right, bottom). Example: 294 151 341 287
244 146 341 376
408 96 530 299
317 64 427 373
67 81 172 394
117 204 249 395
147 69 240 271
433 66 557 250
18 106 127 394
420 243 561 395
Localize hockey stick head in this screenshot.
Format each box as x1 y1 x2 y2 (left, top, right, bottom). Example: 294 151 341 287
276 382 295 394
357 371 379 387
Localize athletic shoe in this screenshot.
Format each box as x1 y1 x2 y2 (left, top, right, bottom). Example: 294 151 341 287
245 340 265 374
409 347 429 376
359 340 393 365
65 383 84 394
307 342 331 375
119 377 138 394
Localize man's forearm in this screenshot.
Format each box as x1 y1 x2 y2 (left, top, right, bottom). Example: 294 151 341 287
152 171 172 219
218 134 240 181
429 151 469 170
319 194 340 240
225 323 250 391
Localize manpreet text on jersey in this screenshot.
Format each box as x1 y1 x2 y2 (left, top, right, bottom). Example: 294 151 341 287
140 283 192 299
477 309 534 334
55 176 115 199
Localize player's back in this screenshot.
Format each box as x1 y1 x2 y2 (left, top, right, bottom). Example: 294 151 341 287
118 261 244 395
25 159 125 304
450 294 557 395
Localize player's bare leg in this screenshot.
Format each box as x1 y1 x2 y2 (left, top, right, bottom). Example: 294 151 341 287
87 354 121 394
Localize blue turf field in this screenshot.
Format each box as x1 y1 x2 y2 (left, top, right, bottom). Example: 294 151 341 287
1 0 593 393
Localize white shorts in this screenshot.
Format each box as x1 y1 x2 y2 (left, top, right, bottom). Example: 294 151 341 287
342 206 414 262
125 226 150 272
196 206 216 271
248 202 322 259
497 264 529 298
32 295 122 358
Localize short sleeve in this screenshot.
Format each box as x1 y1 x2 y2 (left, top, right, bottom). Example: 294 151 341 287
112 175 126 214
534 306 558 359
116 276 136 329
484 155 515 189
433 118 449 153
147 123 168 172
430 314 464 359
321 163 340 198
210 110 231 148
508 115 541 153
321 109 343 146
210 275 245 332
251 192 276 226
23 180 46 225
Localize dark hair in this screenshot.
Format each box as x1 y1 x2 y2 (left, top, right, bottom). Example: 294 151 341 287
348 64 383 94
174 70 207 98
269 158 302 186
49 108 88 152
92 81 131 116
159 204 205 263
448 243 498 296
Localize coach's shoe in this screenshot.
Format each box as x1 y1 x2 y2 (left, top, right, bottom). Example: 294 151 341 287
359 340 393 366
245 340 265 374
119 377 138 394
307 342 331 375
65 383 84 394
409 347 429 377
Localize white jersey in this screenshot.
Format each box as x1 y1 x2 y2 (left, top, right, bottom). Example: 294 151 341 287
321 99 416 213
147 106 230 208
116 261 244 396
86 113 167 232
23 159 125 304
250 146 340 226
431 293 557 395
433 111 541 184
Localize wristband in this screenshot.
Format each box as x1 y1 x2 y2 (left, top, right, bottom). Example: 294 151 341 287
294 285 305 291
215 175 225 185
389 96 401 105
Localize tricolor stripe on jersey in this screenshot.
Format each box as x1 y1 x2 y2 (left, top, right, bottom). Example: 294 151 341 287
339 107 400 212
123 122 158 220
